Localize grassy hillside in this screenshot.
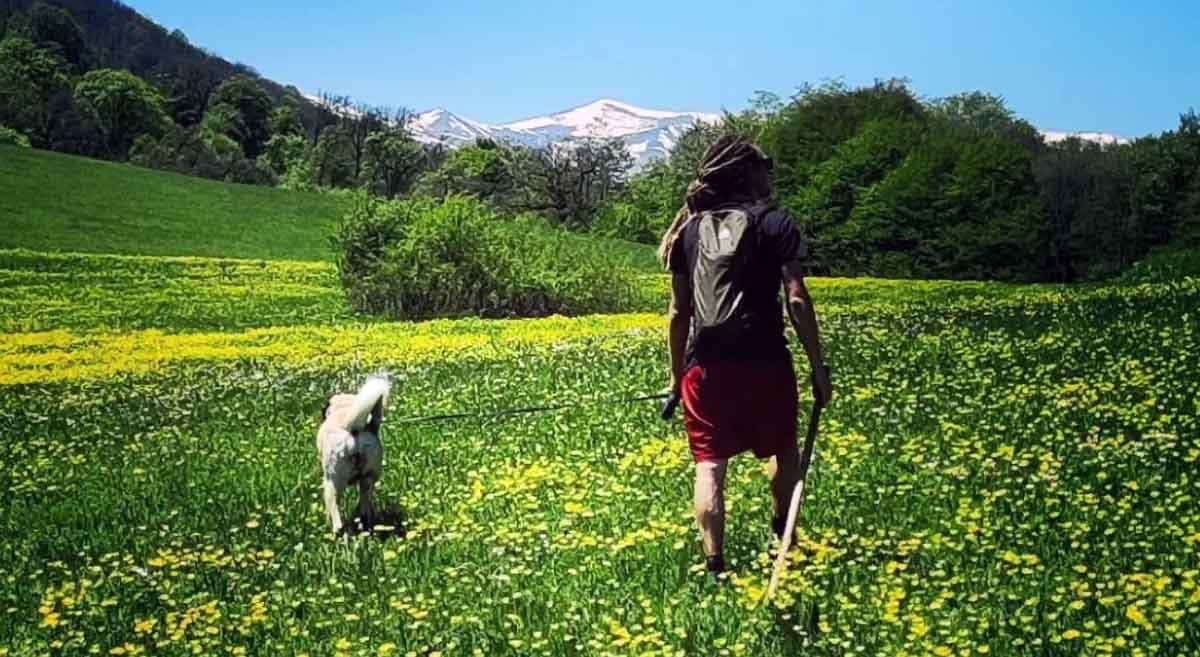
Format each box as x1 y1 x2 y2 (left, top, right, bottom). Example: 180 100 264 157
0 147 663 274
0 146 348 260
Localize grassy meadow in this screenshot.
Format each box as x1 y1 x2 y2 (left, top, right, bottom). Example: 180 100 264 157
1 246 1198 656
2 148 1199 656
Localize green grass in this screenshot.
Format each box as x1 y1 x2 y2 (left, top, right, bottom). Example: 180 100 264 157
2 249 1198 656
0 248 1063 335
0 146 349 260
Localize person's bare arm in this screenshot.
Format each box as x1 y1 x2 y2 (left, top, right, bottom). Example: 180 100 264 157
783 260 832 407
668 272 693 394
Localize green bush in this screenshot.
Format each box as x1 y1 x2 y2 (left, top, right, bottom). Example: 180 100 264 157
333 195 649 320
0 125 30 147
1118 247 1200 283
593 201 670 245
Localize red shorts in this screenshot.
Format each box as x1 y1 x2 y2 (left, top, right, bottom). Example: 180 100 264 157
682 360 799 463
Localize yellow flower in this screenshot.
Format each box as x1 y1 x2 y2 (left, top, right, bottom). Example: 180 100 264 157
1062 629 1081 640
335 638 352 651
378 644 397 656
1126 604 1151 629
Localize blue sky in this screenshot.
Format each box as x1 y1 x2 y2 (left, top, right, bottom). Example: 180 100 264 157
133 0 1197 137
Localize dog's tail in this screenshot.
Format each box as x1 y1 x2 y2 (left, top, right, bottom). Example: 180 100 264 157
340 375 391 432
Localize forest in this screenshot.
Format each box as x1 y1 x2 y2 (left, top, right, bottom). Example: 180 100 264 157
2 0 1197 281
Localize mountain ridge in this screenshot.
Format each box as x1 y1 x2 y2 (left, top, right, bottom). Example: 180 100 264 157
408 99 1127 168
409 99 720 169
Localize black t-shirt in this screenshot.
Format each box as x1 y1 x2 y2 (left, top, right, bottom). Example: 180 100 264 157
669 205 809 365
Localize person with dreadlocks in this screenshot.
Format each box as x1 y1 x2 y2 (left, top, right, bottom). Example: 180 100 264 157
660 135 832 577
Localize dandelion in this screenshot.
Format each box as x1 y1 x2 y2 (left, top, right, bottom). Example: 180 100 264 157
1126 604 1151 629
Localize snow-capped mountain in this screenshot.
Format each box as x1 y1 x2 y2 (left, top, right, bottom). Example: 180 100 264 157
318 94 1127 165
409 108 545 149
1041 130 1129 146
410 99 720 169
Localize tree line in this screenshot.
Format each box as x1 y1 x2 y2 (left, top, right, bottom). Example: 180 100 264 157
601 82 1200 281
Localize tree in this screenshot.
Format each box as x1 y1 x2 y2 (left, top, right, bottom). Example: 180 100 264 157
206 74 273 159
160 61 220 127
257 133 308 179
0 36 69 146
73 68 170 159
758 79 925 194
420 139 515 205
27 1 88 71
362 116 427 198
790 117 924 242
933 91 1042 152
268 98 305 138
933 92 1015 134
511 137 633 229
1177 168 1200 246
321 93 386 181
312 124 355 188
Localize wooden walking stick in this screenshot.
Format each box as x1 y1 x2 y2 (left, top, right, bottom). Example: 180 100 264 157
767 400 822 600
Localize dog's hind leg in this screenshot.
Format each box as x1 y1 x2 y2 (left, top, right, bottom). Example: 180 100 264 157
323 479 344 535
356 475 377 530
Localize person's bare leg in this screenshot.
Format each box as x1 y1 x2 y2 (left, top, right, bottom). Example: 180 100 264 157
694 459 728 570
767 444 801 538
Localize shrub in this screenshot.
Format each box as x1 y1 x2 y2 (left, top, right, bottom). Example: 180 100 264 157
333 195 648 320
0 125 31 147
593 201 665 245
1118 247 1200 283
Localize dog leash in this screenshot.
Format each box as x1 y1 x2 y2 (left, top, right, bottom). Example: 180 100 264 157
391 392 673 426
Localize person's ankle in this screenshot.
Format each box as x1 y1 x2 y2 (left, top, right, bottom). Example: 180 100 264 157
772 515 787 540
705 554 726 573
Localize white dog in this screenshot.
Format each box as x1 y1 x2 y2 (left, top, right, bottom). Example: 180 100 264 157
318 376 390 535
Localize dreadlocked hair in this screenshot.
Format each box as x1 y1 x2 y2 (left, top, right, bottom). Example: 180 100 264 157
658 135 773 269
657 206 692 268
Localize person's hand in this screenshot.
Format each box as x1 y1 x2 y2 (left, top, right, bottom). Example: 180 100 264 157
811 364 832 409
661 391 681 421
661 381 682 421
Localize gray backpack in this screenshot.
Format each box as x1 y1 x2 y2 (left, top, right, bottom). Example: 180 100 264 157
690 203 768 360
